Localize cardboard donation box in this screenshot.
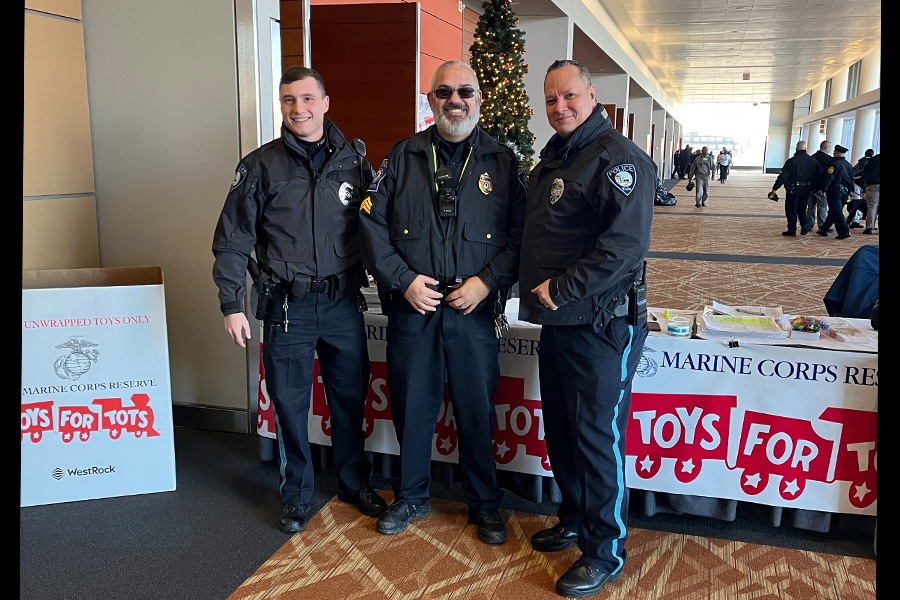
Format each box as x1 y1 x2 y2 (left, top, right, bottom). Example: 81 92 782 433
21 267 176 507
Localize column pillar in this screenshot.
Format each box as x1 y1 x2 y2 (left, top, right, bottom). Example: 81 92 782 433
518 15 572 153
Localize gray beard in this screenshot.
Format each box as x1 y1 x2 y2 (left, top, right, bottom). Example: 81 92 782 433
435 105 480 139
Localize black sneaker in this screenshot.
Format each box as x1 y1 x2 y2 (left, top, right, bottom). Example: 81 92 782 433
337 486 388 517
280 503 311 534
850 222 864 229
836 233 851 240
800 228 811 235
782 231 796 237
468 508 508 545
863 228 874 234
375 501 431 535
816 229 829 237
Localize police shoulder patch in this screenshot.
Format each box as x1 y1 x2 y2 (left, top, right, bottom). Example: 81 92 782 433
230 164 248 191
367 159 389 193
606 163 637 196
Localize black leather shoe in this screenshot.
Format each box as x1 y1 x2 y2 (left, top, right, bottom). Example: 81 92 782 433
531 523 579 552
555 559 622 598
337 486 388 517
280 503 311 534
816 229 829 237
836 233 851 239
863 228 874 234
782 231 796 237
850 222 864 229
800 228 811 235
468 508 508 544
375 501 431 535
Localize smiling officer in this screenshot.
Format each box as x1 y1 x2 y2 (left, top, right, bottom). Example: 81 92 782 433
359 60 526 544
212 67 387 534
519 59 654 598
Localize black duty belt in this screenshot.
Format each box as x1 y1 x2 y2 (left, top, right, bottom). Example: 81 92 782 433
791 182 811 186
280 272 356 301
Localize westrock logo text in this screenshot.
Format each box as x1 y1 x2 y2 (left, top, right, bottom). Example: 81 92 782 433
53 465 117 480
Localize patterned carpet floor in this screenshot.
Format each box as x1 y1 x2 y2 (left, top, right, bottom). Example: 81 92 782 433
228 495 875 600
647 171 876 316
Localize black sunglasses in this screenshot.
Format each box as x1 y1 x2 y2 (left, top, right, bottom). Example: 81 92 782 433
433 86 478 99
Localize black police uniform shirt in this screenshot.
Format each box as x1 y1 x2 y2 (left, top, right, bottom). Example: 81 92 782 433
212 119 373 316
823 155 855 194
772 148 822 192
518 105 655 328
358 125 526 296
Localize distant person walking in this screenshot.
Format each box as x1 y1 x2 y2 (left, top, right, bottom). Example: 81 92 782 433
716 148 733 183
687 146 716 207
771 140 820 236
862 153 879 234
816 144 854 240
809 140 832 230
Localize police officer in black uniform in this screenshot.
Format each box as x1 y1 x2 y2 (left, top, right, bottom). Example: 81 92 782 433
212 67 387 534
519 60 653 598
358 60 526 544
771 140 822 236
809 140 833 229
816 144 854 239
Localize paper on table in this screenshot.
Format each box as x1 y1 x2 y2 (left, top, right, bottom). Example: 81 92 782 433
700 314 789 338
710 301 784 318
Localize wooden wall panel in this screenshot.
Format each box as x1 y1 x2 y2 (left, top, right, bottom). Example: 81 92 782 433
280 0 304 69
24 13 94 197
463 7 479 65
616 107 625 134
311 3 418 167
603 103 617 130
23 196 100 270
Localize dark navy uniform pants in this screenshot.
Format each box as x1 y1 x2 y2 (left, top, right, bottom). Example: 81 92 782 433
538 317 648 574
821 189 851 237
262 291 371 505
785 186 812 233
386 295 501 511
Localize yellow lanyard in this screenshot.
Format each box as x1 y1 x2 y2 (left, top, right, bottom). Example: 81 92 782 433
431 144 473 192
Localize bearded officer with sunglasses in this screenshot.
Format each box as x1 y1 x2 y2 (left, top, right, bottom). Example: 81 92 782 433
359 60 526 544
519 60 654 598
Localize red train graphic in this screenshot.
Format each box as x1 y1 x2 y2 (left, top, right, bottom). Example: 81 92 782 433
628 393 736 483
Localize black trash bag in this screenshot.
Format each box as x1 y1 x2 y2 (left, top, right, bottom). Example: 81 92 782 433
654 179 677 206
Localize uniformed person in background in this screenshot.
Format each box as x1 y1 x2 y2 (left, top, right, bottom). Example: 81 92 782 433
212 67 387 534
359 60 526 545
518 59 654 599
816 144 854 239
771 140 821 236
809 140 833 230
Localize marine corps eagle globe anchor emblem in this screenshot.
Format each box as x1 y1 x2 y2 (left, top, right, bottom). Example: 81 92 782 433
54 336 100 381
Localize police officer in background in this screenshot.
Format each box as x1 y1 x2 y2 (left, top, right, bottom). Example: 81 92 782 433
359 60 526 544
212 67 387 534
816 144 854 239
809 140 833 229
771 140 821 236
519 59 653 598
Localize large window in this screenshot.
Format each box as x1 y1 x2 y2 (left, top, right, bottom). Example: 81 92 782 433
847 60 861 100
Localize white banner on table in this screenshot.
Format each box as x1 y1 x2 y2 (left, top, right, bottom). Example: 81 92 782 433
257 313 877 516
21 285 176 507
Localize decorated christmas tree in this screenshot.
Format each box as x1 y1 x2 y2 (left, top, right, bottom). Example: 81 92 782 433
470 0 535 170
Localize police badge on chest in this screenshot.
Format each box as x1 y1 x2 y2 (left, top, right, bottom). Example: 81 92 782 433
550 178 564 204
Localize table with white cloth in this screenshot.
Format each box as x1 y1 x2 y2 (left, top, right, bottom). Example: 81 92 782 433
256 291 877 533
